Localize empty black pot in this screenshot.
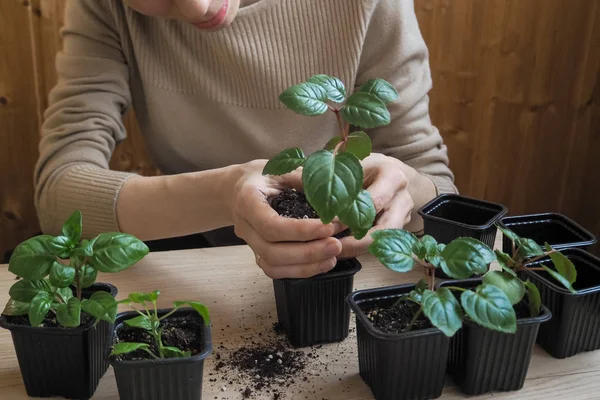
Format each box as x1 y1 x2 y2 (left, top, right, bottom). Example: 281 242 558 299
347 284 450 400
273 258 361 347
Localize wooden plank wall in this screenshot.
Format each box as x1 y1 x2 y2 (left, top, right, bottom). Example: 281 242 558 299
1 0 599 258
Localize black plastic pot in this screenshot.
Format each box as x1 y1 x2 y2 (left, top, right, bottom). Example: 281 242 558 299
110 307 212 400
418 194 507 278
437 278 551 395
520 248 600 358
347 284 450 400
499 213 597 254
0 283 117 399
273 258 361 347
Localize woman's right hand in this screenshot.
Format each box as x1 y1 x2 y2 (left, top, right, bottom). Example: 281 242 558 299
230 160 343 279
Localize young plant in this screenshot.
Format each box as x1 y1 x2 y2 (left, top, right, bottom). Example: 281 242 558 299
368 230 517 336
486 224 578 317
2 210 149 327
262 75 399 239
111 291 210 359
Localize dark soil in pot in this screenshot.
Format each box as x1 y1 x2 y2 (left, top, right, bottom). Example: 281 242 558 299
0 283 117 400
363 299 432 334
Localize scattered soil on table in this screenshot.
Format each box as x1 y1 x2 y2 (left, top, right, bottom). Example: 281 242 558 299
268 189 350 238
364 299 432 334
3 312 94 328
112 315 205 361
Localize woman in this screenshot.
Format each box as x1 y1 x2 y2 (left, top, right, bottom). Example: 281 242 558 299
35 0 456 279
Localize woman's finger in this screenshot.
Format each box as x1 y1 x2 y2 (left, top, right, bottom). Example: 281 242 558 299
255 254 338 279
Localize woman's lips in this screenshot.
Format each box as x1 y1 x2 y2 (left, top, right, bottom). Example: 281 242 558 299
193 0 229 29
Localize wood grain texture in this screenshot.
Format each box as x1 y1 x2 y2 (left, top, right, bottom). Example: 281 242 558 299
0 0 599 257
1 236 600 399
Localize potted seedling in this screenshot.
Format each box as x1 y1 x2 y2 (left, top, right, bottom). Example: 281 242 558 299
347 229 516 400
495 224 600 359
0 210 149 399
109 291 212 400
262 74 397 347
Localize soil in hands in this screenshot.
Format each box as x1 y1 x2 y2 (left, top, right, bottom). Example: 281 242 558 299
113 315 205 361
268 188 351 238
4 312 94 328
364 298 432 334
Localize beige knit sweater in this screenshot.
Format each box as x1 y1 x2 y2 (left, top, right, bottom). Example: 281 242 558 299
35 0 457 239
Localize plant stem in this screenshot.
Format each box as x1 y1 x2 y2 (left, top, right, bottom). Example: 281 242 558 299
525 251 555 265
158 305 181 321
76 272 82 300
142 347 161 360
393 295 419 308
407 308 423 332
333 108 345 139
525 267 546 271
444 286 467 292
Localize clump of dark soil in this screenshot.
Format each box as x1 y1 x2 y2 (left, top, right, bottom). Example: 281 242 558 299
112 316 205 361
363 298 432 334
4 312 94 328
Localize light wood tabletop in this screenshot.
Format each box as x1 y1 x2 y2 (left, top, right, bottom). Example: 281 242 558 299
1 234 599 399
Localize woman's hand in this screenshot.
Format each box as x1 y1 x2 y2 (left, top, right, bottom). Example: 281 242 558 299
337 153 436 259
231 161 343 279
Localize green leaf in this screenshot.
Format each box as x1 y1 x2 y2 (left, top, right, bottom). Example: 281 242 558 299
357 78 399 103
517 238 545 258
440 240 488 279
368 230 416 272
279 82 329 116
47 236 73 259
81 291 118 323
421 235 438 258
324 136 342 152
409 290 422 303
456 238 496 265
162 346 191 358
111 342 151 356
494 250 517 276
9 279 52 302
89 233 149 273
437 243 446 253
8 236 56 281
307 74 346 103
524 280 541 317
302 150 362 224
340 92 391 129
422 288 463 337
415 279 429 293
49 262 76 288
546 245 577 285
497 224 521 244
56 287 74 303
128 291 160 304
338 131 372 160
338 190 376 240
2 299 30 316
541 265 577 293
80 264 98 288
56 297 81 327
173 301 211 325
124 315 153 331
28 292 52 326
62 210 82 245
412 241 427 260
72 239 94 258
262 147 306 176
429 255 443 268
461 285 517 333
483 271 525 305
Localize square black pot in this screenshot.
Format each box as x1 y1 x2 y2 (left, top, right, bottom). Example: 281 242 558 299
520 248 600 358
0 283 117 399
498 213 596 254
437 278 551 395
347 284 450 400
109 307 212 400
273 258 361 348
418 194 507 278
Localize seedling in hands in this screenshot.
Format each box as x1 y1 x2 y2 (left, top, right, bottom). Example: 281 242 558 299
2 210 149 327
111 291 210 359
486 224 578 317
262 75 399 239
369 230 517 336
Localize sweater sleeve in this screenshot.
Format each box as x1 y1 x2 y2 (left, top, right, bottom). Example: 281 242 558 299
355 0 457 195
35 0 136 237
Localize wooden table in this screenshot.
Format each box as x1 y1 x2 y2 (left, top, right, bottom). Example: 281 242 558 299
1 235 599 399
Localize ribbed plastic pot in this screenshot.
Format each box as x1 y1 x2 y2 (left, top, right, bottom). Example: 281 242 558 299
437 278 551 395
519 248 600 358
110 307 212 400
418 194 507 279
0 283 117 400
498 213 596 254
273 258 361 348
347 284 450 400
